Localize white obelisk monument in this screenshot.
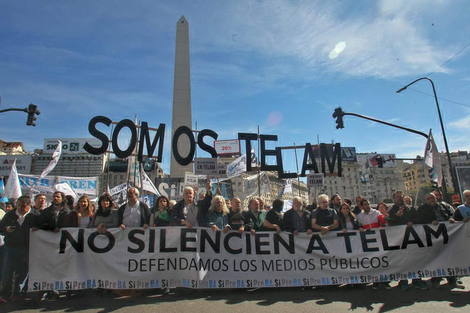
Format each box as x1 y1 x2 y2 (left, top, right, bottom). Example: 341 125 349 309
170 16 193 178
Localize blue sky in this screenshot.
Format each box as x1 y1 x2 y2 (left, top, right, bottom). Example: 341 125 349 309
1 0 470 175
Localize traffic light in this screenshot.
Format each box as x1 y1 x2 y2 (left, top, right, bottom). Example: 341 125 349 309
376 155 384 168
26 103 40 126
332 107 344 129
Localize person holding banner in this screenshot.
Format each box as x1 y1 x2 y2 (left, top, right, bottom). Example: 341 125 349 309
38 191 75 232
171 186 198 228
454 190 470 222
338 203 359 232
89 193 118 234
0 195 40 302
357 200 385 230
283 197 309 234
263 199 284 233
388 190 427 291
243 198 267 233
228 197 248 233
206 195 230 232
150 196 171 227
118 188 150 229
33 194 47 211
310 194 339 235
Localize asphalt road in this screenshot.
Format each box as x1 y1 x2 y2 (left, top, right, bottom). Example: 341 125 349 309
1 278 469 313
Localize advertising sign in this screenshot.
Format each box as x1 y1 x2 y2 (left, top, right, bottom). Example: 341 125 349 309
44 138 102 154
214 140 240 156
0 155 32 176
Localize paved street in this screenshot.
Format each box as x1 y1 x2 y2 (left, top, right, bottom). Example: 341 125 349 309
1 278 469 313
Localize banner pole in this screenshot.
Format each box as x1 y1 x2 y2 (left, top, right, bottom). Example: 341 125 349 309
293 142 301 197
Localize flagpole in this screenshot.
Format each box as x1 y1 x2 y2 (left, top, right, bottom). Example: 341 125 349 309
257 125 261 197
293 142 301 197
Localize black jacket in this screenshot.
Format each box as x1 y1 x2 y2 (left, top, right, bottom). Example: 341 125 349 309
282 209 310 233
418 203 453 224
38 205 75 231
0 208 40 248
118 201 150 227
388 205 419 226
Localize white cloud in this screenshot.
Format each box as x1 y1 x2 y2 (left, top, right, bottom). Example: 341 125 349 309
449 115 470 130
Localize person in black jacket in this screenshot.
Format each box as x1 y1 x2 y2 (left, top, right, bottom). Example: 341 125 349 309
310 194 339 235
283 196 310 234
38 191 75 232
0 195 40 302
263 199 284 233
227 197 247 232
118 188 150 229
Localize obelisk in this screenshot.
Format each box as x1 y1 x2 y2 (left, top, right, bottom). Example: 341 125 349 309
170 16 193 178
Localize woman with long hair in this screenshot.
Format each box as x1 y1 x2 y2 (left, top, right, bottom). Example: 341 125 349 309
74 195 93 228
338 203 359 232
206 195 230 232
150 196 171 227
89 193 118 234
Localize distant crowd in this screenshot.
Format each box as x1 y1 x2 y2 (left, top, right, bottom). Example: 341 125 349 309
1 183 469 302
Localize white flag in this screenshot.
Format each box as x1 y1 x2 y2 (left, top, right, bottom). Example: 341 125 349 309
5 159 22 199
40 140 62 180
423 130 443 186
141 167 160 196
54 182 78 203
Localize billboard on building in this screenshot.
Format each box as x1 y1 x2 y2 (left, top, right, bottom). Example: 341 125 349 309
367 154 397 168
0 155 32 176
43 138 102 154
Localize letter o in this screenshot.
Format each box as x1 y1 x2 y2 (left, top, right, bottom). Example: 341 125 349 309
172 126 195 165
112 119 137 159
88 232 115 253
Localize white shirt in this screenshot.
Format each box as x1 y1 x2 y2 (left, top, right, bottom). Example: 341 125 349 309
16 208 31 226
122 201 141 227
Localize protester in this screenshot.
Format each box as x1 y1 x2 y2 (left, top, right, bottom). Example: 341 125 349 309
66 195 74 209
404 196 413 208
388 190 427 291
0 196 40 302
89 193 119 233
376 202 389 226
357 199 385 230
118 188 150 229
433 190 454 213
227 197 247 233
338 203 359 232
169 200 177 210
243 198 267 233
171 186 198 228
150 195 171 227
33 194 47 211
417 193 461 289
310 194 339 235
343 198 353 207
352 196 363 215
305 198 317 213
330 194 342 213
283 196 310 234
206 195 230 232
39 191 75 231
454 190 470 222
72 195 94 228
263 199 284 233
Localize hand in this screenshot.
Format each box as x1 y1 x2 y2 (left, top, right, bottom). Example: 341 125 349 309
397 207 405 217
53 227 60 233
32 227 38 232
120 224 126 229
183 221 193 229
463 217 470 223
143 224 149 229
223 226 230 233
306 229 313 235
406 222 413 228
432 220 439 226
449 218 455 224
98 224 107 234
212 225 220 232
342 228 348 233
275 225 281 234
359 228 364 233
293 230 299 235
238 226 245 234
320 227 329 235
250 229 256 235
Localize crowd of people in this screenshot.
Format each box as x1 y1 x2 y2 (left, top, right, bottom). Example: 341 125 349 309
0 183 469 302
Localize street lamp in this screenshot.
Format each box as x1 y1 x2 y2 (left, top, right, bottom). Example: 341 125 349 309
396 77 457 200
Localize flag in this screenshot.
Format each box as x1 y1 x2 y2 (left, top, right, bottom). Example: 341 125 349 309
54 182 78 203
5 159 22 199
278 179 292 198
141 167 160 196
40 140 62 180
423 129 443 186
0 177 8 203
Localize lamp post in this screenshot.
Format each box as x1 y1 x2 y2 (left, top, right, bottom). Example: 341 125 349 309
397 77 457 200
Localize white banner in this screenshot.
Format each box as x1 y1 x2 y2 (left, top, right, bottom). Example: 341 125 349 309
244 172 270 198
29 223 470 290
194 158 218 175
307 173 324 187
19 174 98 198
227 154 246 179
